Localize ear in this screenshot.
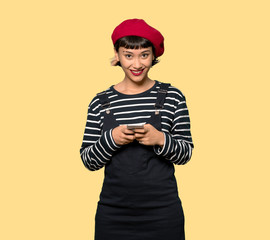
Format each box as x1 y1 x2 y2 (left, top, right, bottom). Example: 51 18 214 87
114 48 119 62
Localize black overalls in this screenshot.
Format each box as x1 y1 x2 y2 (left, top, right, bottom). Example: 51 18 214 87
95 83 185 240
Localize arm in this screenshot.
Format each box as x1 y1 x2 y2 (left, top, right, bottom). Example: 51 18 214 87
79 97 121 171
153 94 194 165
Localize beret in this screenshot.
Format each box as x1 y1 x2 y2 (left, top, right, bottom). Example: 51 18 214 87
111 18 164 57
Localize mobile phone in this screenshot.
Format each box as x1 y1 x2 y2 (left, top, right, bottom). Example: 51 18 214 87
127 124 145 130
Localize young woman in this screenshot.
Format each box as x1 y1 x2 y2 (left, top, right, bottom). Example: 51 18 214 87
80 18 194 240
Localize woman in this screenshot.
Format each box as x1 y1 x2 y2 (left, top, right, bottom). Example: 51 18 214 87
80 18 194 240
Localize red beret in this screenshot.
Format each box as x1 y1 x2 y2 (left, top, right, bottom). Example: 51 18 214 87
111 18 164 57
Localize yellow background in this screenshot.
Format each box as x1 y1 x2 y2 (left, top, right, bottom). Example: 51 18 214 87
1 0 269 239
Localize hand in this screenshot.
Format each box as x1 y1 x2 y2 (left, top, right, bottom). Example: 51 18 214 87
112 125 136 145
132 124 164 147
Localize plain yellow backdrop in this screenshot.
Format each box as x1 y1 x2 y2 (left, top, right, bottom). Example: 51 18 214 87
1 0 269 239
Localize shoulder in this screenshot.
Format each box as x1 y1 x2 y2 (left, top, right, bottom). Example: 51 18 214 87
157 80 186 102
88 85 112 112
96 85 112 96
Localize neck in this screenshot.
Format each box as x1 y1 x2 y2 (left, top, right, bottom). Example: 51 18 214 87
115 79 155 95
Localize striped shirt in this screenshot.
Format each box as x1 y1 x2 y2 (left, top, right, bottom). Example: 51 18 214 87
80 80 194 171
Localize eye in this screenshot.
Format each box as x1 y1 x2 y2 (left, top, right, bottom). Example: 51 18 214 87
125 54 132 59
142 54 149 58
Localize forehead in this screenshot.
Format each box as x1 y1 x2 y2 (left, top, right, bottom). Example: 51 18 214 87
119 46 152 53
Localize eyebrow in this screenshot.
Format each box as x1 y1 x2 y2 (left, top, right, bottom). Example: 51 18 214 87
123 50 151 54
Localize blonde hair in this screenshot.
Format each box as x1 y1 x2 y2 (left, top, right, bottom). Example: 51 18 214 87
110 56 118 66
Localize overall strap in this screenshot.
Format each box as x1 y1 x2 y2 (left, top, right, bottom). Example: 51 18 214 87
97 90 111 114
154 83 171 110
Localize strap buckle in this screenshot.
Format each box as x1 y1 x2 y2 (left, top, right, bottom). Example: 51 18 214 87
101 102 110 108
155 103 164 109
101 102 111 114
158 88 167 94
97 91 111 111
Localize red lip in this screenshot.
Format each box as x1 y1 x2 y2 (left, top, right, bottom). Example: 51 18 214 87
130 69 144 76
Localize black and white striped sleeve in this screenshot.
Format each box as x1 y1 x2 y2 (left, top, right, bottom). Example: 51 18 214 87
153 93 194 165
79 97 121 171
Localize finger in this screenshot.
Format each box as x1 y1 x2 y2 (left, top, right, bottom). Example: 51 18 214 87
123 134 135 141
145 123 154 130
121 125 135 134
145 124 153 132
123 128 135 135
138 139 147 145
133 129 145 133
133 128 147 134
134 132 144 138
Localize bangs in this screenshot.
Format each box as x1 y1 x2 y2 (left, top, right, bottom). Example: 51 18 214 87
115 36 154 52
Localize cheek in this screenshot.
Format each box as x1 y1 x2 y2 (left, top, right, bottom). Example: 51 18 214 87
144 59 154 67
119 58 130 67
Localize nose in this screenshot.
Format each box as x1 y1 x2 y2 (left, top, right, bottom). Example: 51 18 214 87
132 57 143 69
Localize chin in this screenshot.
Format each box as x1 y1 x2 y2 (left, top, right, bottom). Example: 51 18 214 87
130 76 148 82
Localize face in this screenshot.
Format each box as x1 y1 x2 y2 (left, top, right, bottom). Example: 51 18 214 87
114 46 155 83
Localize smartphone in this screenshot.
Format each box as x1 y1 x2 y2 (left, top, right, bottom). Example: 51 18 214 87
127 124 145 130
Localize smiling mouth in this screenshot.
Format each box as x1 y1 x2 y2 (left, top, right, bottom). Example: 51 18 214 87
130 69 144 76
